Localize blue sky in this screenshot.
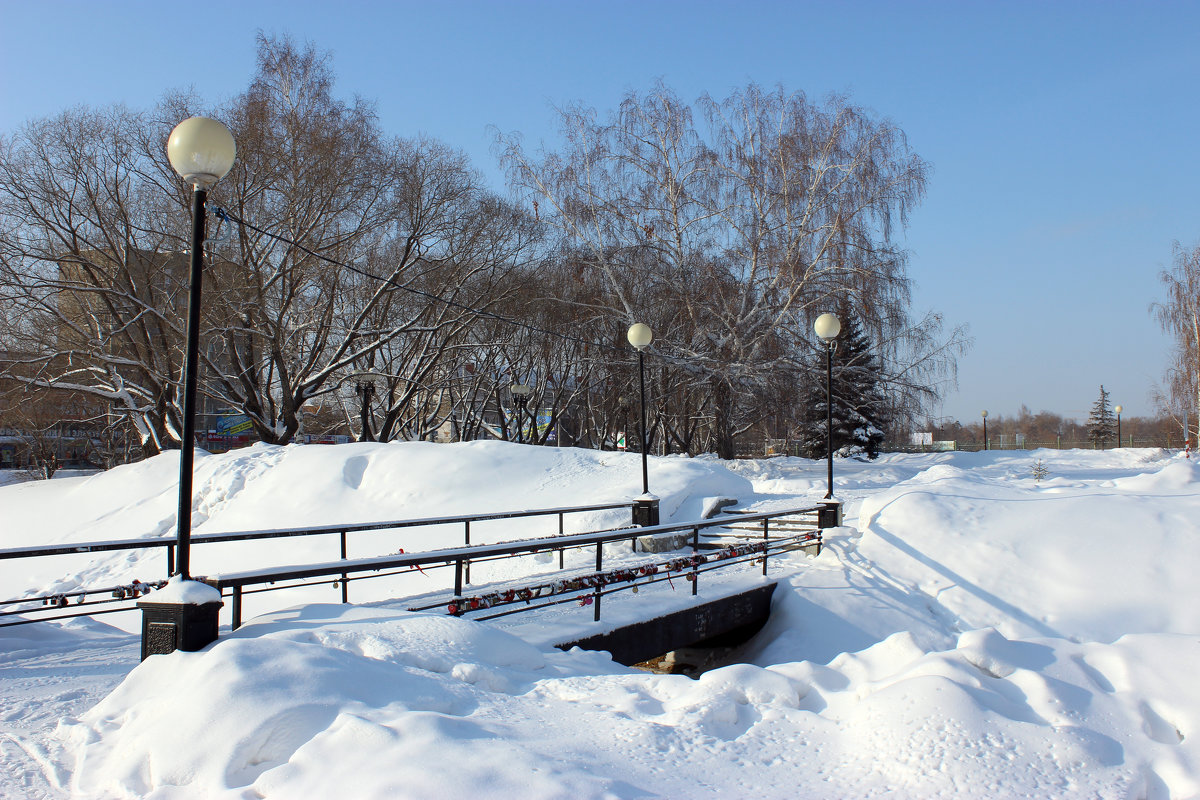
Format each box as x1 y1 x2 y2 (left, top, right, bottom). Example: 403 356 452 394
2 0 1197 424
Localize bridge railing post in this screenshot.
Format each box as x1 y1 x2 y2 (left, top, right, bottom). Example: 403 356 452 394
231 586 242 631
594 543 603 622
464 521 471 585
691 526 699 596
558 514 565 569
339 530 349 604
453 559 464 615
762 518 769 576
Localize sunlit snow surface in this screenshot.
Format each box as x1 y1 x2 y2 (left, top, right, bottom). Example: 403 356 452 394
2 443 1198 798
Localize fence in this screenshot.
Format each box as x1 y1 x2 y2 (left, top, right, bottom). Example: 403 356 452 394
884 436 1180 453
0 501 635 628
210 503 828 630
739 436 1182 458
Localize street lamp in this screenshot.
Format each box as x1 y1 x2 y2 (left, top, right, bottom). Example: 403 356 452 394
814 313 840 499
510 383 533 444
627 323 658 526
1115 405 1122 448
355 379 378 442
981 410 988 451
166 117 236 581
135 117 235 660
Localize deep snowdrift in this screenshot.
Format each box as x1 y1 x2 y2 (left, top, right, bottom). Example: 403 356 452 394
2 444 1198 798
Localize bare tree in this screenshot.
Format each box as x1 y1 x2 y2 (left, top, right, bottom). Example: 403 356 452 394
0 35 539 455
0 106 194 454
499 82 951 457
1152 241 1200 442
199 36 539 445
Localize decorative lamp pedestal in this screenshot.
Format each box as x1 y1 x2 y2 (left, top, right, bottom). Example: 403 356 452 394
633 495 660 527
136 578 223 661
817 500 842 530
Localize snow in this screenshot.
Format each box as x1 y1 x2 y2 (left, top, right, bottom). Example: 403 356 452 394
141 576 222 606
2 443 1199 798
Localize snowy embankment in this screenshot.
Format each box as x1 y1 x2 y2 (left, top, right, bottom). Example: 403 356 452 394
2 444 1198 798
0 441 752 628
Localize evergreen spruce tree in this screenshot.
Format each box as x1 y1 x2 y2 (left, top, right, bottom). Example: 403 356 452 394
1086 385 1116 448
797 309 889 459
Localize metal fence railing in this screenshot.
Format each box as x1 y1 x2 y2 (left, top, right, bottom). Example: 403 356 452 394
209 503 830 630
738 436 1182 458
881 437 1180 453
0 501 636 628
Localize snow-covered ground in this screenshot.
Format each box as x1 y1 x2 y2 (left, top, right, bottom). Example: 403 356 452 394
1 443 1198 798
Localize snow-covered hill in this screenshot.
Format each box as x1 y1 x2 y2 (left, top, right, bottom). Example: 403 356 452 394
2 444 1197 798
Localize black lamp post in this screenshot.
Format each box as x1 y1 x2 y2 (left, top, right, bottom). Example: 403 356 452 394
627 324 653 494
356 379 376 442
510 383 532 444
981 410 988 451
136 117 235 660
1115 405 1122 448
627 323 658 526
814 313 840 499
166 117 236 581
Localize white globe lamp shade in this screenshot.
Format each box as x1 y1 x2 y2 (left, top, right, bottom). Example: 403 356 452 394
510 383 532 397
167 117 236 188
813 313 840 341
1115 405 1122 414
627 323 653 350
981 410 988 419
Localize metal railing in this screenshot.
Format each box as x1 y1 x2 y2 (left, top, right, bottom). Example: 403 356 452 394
881 437 1181 453
0 500 635 628
741 436 1184 458
210 503 828 630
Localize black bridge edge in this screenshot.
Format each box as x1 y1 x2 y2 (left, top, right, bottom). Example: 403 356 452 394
555 582 777 666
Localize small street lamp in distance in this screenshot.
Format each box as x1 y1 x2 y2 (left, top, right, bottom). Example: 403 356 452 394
510 383 533 444
137 117 236 659
981 410 988 451
627 323 658 526
355 378 378 442
813 313 840 500
1115 405 1122 448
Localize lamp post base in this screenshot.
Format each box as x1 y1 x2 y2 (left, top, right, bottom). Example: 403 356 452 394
136 578 223 660
817 501 842 530
633 496 660 527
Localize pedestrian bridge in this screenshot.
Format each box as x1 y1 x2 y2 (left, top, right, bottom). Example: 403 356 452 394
3 500 840 666
558 582 779 668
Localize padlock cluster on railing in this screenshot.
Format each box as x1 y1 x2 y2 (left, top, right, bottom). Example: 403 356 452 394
444 541 770 615
36 578 167 610
110 579 166 601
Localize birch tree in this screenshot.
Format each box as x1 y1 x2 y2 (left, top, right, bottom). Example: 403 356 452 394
1152 241 1200 440
499 82 943 457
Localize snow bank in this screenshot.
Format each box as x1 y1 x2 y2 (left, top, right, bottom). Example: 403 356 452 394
855 449 1200 642
59 606 1200 798
0 442 755 549
0 442 754 631
6 445 1200 797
